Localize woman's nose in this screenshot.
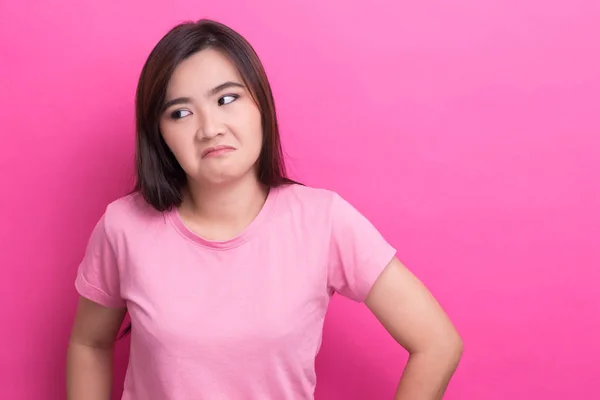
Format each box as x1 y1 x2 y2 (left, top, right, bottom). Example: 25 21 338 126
197 111 225 140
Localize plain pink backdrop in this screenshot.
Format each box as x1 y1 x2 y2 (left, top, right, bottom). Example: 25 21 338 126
1 1 599 399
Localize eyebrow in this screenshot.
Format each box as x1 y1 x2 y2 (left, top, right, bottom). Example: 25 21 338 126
209 81 245 96
162 81 246 112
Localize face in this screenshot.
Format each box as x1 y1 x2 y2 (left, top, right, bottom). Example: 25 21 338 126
159 48 263 186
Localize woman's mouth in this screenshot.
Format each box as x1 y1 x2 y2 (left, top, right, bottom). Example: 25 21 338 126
202 145 236 158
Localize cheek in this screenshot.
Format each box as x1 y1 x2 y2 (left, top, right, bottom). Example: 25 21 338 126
243 109 263 154
160 125 195 165
245 123 263 163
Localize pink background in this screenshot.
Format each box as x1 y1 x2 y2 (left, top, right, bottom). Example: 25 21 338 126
1 1 599 399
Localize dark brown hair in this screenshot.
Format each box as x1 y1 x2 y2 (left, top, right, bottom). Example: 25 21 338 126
133 18 296 212
121 19 297 338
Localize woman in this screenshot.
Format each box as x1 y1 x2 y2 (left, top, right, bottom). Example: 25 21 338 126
66 19 462 400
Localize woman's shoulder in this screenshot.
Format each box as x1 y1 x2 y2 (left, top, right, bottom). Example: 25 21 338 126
101 191 165 234
279 183 371 223
277 182 341 213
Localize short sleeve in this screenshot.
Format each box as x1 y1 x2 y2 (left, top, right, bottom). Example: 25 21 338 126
327 193 397 302
75 213 125 309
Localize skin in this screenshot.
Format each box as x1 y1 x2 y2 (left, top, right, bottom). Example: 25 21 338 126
158 48 268 241
67 48 462 399
366 259 463 399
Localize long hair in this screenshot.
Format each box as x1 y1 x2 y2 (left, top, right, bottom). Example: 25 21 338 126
121 19 297 338
133 19 295 212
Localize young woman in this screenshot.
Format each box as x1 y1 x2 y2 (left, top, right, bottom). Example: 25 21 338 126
66 19 462 400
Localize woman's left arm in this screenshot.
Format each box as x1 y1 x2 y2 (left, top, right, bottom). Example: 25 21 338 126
365 257 463 400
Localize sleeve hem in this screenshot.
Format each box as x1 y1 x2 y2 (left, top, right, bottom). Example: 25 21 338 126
75 274 126 309
355 245 397 303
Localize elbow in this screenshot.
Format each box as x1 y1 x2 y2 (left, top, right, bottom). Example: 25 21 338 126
68 333 116 351
414 331 463 368
436 331 463 368
450 334 464 365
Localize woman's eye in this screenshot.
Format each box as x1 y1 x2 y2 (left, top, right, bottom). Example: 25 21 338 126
218 94 238 106
170 109 192 119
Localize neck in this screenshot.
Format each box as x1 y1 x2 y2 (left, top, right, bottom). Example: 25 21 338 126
180 174 268 240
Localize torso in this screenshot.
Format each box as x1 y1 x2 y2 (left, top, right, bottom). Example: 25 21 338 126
108 184 335 399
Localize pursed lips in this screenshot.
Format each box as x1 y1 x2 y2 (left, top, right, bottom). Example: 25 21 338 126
201 145 236 158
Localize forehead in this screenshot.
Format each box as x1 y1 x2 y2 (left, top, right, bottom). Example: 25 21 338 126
166 48 243 96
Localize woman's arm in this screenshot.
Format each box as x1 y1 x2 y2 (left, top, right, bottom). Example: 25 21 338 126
365 258 463 400
66 297 127 400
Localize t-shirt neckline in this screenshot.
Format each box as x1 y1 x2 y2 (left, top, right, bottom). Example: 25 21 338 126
167 186 280 250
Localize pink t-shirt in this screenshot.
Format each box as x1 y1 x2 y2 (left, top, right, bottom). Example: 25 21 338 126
75 184 396 400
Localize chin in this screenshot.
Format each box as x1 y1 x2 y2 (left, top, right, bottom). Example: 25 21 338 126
198 171 247 186
190 163 258 187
